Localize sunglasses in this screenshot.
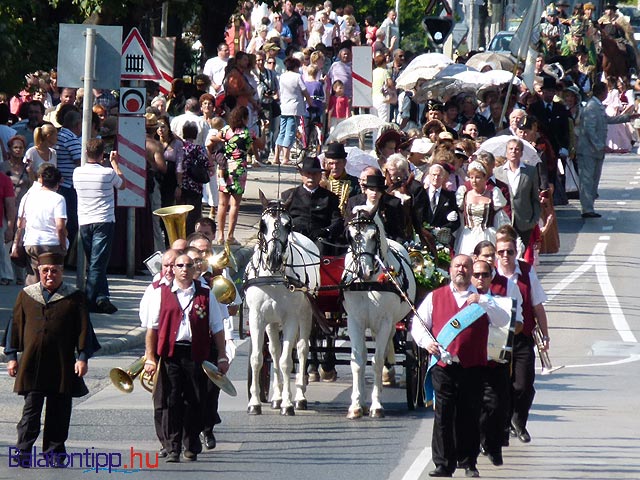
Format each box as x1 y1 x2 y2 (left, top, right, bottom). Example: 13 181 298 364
472 271 491 279
497 249 515 256
267 61 275 64
174 263 195 269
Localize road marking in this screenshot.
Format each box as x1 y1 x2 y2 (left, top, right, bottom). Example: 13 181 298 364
562 355 640 369
617 201 627 205
599 236 611 240
546 242 637 343
630 181 639 185
402 447 432 480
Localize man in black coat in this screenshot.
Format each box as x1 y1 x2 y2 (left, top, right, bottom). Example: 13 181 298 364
422 163 460 245
282 157 343 254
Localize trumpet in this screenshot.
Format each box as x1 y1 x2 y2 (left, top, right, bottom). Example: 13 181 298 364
533 324 563 375
109 356 155 393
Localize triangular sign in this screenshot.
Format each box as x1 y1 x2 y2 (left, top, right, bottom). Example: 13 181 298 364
121 28 162 80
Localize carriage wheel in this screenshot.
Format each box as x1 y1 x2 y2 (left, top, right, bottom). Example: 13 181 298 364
246 333 272 403
405 340 427 410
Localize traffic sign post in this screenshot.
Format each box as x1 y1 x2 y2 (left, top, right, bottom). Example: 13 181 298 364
120 87 147 115
121 28 162 80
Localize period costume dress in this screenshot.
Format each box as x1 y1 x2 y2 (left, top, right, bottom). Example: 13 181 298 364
454 186 508 255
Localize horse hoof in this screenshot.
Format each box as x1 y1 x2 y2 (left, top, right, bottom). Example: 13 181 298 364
370 408 385 418
271 400 282 410
280 406 295 416
247 405 262 415
295 399 308 410
347 408 363 420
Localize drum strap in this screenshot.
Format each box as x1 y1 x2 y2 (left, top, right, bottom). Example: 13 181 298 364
424 303 485 407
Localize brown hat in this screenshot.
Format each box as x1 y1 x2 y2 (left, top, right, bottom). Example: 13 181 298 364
38 252 65 266
263 42 281 52
144 112 158 129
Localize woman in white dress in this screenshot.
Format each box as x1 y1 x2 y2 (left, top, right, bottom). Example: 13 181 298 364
24 124 57 181
454 160 508 255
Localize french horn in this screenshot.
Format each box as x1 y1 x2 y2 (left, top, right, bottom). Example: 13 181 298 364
109 356 155 393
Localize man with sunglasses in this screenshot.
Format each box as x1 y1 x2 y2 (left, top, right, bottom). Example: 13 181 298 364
495 234 549 445
5 252 99 468
143 253 228 463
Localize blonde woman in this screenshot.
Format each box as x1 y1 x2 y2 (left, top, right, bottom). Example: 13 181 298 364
24 123 57 181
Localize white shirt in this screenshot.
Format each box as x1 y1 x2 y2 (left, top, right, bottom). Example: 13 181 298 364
20 185 67 247
73 162 123 225
203 56 228 94
139 275 170 328
170 112 210 146
497 262 547 307
411 283 510 351
145 280 224 338
502 161 524 198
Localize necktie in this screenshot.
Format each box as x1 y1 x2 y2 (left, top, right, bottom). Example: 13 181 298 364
430 191 437 213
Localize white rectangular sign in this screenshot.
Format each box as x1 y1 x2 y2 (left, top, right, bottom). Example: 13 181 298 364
153 37 176 96
351 46 373 108
116 116 147 208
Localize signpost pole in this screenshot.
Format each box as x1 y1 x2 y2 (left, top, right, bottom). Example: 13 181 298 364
76 27 96 290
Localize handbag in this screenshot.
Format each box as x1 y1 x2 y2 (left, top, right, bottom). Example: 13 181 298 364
187 162 210 184
10 227 28 268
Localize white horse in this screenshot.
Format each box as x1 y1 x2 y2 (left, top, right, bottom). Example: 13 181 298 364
244 194 320 415
342 211 416 419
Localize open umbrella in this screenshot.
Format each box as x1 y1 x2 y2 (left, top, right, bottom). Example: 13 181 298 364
482 69 521 86
413 78 463 103
326 114 385 143
478 135 541 166
344 146 379 177
395 53 453 90
435 63 478 78
465 52 517 72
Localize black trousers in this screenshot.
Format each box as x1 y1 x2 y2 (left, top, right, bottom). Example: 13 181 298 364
16 391 73 454
510 333 536 430
152 358 168 449
161 345 206 455
202 344 222 434
479 362 511 455
431 364 485 473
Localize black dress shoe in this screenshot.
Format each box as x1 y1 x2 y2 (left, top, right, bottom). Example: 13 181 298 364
96 298 118 314
158 447 168 458
488 451 503 466
428 466 452 477
465 466 480 478
479 444 488 456
517 428 531 443
581 212 601 218
200 431 216 450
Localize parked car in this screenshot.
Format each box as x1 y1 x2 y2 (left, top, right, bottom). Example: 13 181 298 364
487 31 514 54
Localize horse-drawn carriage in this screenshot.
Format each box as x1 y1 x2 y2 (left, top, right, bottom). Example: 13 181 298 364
238 194 451 418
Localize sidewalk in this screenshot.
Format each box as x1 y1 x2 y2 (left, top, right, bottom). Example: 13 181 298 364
0 164 302 362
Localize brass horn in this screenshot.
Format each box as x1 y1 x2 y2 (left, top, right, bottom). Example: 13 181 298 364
211 275 237 305
109 356 155 394
153 205 194 245
208 242 238 273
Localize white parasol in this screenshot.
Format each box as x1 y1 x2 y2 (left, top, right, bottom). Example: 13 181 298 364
395 53 453 90
465 52 517 71
478 135 541 166
326 114 385 143
344 146 379 177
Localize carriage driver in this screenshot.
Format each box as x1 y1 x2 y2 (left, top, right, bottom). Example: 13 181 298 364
281 156 343 255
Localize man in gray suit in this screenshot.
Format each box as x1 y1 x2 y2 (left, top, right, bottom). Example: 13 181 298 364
577 82 638 218
494 138 540 247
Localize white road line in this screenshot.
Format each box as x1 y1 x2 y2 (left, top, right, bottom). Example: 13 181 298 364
617 201 627 205
401 447 432 480
630 181 639 185
592 243 638 343
599 236 611 240
563 355 640 369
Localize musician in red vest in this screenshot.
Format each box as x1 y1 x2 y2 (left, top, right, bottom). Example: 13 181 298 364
472 241 524 467
495 233 550 444
412 254 510 478
143 253 228 463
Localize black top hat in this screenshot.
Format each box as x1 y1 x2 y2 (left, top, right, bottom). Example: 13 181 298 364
299 156 324 173
604 2 617 9
362 173 386 191
541 76 557 90
517 115 536 130
324 142 347 159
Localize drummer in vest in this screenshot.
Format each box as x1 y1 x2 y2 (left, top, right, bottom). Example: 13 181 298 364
139 248 181 459
344 169 407 243
411 254 511 478
471 242 524 467
495 227 550 445
143 253 228 463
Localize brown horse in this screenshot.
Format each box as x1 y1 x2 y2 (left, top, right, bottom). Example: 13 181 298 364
599 29 635 80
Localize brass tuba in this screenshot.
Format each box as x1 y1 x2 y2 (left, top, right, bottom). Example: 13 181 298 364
153 205 194 245
208 242 238 273
210 275 237 304
109 356 155 393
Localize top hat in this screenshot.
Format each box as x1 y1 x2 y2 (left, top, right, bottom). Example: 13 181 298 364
362 173 386 191
299 156 324 173
541 75 557 90
604 2 617 9
324 142 347 159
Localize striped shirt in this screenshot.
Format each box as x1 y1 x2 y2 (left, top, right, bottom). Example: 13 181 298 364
73 162 123 225
55 128 81 188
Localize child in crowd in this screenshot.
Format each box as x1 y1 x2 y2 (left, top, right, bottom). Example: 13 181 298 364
327 79 350 133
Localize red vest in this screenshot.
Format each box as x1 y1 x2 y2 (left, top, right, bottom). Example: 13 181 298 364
156 283 211 363
490 273 509 297
515 260 535 337
431 286 489 368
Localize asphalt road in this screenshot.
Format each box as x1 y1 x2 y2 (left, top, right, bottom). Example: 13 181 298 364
0 154 639 479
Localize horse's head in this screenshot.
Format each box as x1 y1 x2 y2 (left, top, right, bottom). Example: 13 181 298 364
346 211 381 281
258 191 292 273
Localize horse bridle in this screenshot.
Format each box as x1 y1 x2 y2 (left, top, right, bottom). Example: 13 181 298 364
255 204 291 272
346 215 381 277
